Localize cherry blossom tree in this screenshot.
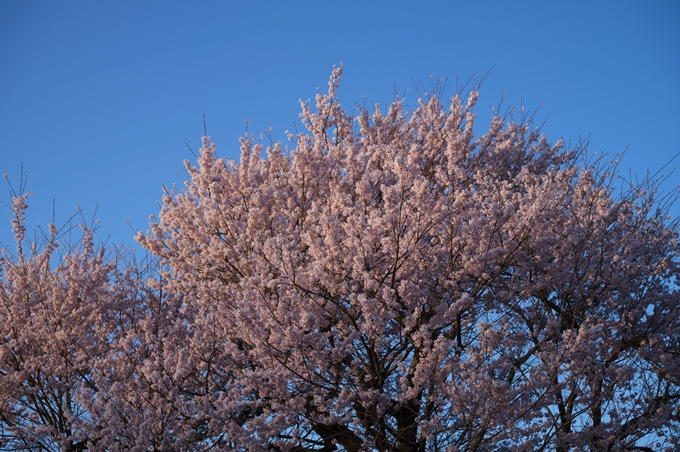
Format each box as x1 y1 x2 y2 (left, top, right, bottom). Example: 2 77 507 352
2 68 678 451
0 189 231 451
0 187 138 451
135 67 680 451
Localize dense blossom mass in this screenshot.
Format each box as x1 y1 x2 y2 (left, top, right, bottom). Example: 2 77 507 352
1 68 679 451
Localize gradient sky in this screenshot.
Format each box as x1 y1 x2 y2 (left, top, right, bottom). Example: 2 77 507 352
1 1 679 251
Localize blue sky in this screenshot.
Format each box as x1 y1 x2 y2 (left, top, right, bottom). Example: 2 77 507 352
1 1 679 251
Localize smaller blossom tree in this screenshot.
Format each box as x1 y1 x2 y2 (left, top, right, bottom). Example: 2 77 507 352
0 185 137 451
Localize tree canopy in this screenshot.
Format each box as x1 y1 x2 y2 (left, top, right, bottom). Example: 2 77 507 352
2 68 679 451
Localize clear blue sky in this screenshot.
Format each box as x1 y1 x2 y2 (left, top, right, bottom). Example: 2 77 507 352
1 1 679 250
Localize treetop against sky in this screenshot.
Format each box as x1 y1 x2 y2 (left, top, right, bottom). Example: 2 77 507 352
0 1 678 249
